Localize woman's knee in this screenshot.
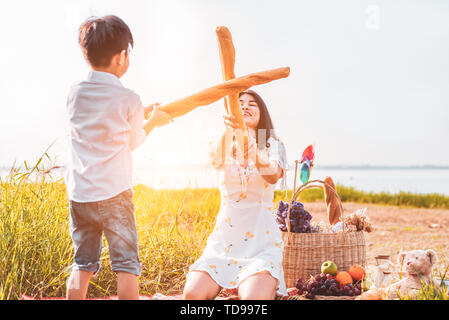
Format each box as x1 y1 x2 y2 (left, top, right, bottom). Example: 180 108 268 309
183 271 221 300
183 285 219 300
238 271 277 300
183 287 205 300
239 289 276 300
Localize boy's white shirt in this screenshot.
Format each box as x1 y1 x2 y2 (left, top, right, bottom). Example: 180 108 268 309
65 70 146 202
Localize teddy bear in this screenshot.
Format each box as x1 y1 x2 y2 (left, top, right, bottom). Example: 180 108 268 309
356 249 439 300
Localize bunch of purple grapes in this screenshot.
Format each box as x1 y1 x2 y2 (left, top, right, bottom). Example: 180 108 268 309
295 274 362 299
275 200 315 233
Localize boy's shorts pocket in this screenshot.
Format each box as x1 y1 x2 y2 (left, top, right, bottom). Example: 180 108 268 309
118 190 136 227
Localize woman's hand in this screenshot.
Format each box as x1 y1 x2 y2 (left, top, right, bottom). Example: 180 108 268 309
224 113 254 156
255 153 283 185
223 114 241 130
243 134 257 164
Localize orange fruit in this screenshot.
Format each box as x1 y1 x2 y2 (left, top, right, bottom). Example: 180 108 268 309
335 271 353 287
348 265 366 281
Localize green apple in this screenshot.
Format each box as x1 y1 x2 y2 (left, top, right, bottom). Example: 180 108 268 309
321 261 338 276
362 278 372 291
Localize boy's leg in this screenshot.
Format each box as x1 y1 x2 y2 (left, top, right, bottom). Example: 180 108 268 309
66 270 94 300
117 271 139 300
101 189 141 300
67 200 103 300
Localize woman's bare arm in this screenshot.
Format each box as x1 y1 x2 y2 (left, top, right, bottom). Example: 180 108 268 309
208 129 234 169
255 151 283 184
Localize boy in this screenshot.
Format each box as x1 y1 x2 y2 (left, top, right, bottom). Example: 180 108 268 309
65 15 172 300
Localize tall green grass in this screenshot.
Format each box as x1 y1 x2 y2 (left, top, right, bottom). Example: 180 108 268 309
396 265 449 300
1 158 448 300
0 159 72 299
0 159 222 299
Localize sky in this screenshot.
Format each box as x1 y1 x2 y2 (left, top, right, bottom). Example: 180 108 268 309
0 0 448 170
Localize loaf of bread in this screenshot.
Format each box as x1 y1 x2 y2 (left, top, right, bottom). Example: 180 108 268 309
323 176 342 226
154 67 290 119
216 26 236 81
216 27 235 114
216 26 245 133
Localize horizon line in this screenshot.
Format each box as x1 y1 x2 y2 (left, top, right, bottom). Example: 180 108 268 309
2 163 449 171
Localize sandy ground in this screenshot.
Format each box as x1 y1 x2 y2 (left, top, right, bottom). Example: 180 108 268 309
304 201 449 273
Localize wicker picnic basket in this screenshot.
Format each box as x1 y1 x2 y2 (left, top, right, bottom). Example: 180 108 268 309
281 179 366 296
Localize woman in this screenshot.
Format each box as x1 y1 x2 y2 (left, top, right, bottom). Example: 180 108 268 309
183 90 288 300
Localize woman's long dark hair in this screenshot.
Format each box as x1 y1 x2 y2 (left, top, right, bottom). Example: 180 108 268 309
239 90 278 149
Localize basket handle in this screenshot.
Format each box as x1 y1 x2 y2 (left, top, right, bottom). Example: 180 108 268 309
285 179 346 245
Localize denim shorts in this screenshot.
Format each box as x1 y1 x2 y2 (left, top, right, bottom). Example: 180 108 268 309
69 189 141 276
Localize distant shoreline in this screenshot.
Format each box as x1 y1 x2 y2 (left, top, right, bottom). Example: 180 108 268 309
1 163 449 172
136 164 449 171
312 165 449 170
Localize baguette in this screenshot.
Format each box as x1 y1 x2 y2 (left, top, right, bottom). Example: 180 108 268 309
324 176 342 226
216 26 245 132
149 67 290 119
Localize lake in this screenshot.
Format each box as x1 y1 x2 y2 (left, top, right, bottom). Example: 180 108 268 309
131 165 449 195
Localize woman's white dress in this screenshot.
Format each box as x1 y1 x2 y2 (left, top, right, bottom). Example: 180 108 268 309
188 137 288 296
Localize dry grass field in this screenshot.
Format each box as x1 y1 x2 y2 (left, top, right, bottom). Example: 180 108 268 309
305 201 449 270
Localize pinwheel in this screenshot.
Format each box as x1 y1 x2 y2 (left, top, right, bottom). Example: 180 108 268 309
299 144 315 184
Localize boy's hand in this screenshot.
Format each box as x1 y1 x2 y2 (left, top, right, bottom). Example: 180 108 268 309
148 105 173 127
144 102 160 119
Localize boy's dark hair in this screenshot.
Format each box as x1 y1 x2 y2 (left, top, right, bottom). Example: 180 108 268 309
79 15 134 68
